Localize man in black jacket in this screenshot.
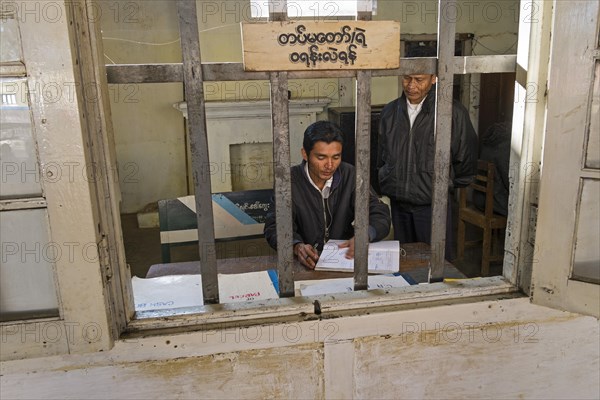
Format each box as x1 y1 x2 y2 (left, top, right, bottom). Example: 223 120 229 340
264 121 391 269
377 46 477 260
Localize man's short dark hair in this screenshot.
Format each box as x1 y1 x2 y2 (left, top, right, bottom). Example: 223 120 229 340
406 44 437 58
303 121 344 155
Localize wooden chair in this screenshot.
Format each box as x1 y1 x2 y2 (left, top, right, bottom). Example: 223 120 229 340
457 160 507 276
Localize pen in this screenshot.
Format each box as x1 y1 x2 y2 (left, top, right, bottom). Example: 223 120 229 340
313 243 319 252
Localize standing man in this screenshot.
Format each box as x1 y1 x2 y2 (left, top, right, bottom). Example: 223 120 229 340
377 45 477 260
264 121 391 269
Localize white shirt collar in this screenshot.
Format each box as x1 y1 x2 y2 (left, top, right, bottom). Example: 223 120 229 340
406 95 427 128
305 162 333 199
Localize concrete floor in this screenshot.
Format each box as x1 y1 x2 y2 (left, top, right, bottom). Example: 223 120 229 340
121 213 503 279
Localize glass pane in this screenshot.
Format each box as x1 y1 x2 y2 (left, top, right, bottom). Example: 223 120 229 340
1 78 43 199
111 82 185 213
0 208 60 321
98 0 181 64
0 16 23 63
572 179 600 284
584 61 599 169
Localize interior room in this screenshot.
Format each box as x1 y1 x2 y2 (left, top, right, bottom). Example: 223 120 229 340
1 1 598 398
103 1 516 280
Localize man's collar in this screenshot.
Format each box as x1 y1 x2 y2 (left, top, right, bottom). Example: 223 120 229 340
300 160 341 191
406 95 427 110
303 162 333 194
401 84 437 111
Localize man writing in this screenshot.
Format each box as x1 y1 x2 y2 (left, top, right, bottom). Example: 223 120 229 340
377 45 477 260
264 121 391 269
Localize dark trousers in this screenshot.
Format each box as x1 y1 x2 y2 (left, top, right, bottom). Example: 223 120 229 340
390 201 455 261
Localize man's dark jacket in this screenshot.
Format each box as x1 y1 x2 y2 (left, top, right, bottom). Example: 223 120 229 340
264 161 391 250
377 86 477 208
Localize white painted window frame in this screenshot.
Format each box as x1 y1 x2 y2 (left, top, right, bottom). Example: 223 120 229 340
6 0 596 361
108 0 525 334
0 1 128 361
529 0 600 318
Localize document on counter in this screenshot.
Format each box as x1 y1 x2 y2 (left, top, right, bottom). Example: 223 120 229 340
295 274 410 297
314 239 400 274
132 270 279 312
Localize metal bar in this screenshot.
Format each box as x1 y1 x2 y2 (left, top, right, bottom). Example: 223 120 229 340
270 71 294 297
269 0 287 20
354 70 371 291
338 77 354 107
105 56 516 84
176 0 219 303
452 55 517 74
269 2 294 297
353 9 372 291
429 0 457 282
402 33 474 42
202 63 269 81
375 57 437 77
106 63 183 83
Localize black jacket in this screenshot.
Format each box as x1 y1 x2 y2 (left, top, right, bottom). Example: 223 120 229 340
377 86 477 207
264 161 391 251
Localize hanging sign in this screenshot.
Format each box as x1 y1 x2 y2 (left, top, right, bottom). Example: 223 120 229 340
241 21 400 71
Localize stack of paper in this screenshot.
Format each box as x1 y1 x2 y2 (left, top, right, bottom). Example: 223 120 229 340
314 239 400 274
295 274 410 297
132 270 279 312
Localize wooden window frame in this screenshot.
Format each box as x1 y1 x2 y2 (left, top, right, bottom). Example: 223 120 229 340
529 0 600 318
9 0 581 359
106 0 521 329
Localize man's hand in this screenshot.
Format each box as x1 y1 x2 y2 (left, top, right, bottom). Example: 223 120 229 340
338 237 356 259
294 243 319 269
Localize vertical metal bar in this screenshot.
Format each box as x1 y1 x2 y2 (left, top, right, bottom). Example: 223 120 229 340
338 78 354 107
269 0 287 20
270 72 294 297
269 2 294 297
176 0 219 302
398 40 406 97
354 70 372 291
353 8 373 291
430 0 457 282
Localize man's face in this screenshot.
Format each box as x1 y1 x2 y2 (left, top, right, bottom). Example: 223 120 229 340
301 140 342 189
402 74 437 104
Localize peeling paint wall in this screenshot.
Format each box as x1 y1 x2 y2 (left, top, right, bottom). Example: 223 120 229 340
2 299 598 399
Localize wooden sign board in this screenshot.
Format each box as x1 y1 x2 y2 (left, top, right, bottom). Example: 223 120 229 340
241 21 400 71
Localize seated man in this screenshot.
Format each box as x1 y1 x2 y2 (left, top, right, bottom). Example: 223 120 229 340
264 121 391 269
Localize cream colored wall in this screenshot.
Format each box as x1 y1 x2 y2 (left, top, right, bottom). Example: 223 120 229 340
102 0 519 212
100 1 185 213
1 298 598 399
